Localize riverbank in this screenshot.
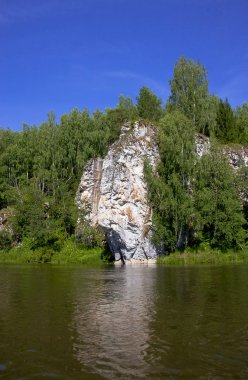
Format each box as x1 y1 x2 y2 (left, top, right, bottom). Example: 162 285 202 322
1 244 248 265
0 240 105 265
157 248 248 265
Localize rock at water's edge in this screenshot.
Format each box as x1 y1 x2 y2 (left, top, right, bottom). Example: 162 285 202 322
76 121 159 262
76 123 248 262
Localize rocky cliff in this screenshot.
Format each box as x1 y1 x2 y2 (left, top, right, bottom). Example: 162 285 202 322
76 121 159 262
195 134 248 170
76 122 248 263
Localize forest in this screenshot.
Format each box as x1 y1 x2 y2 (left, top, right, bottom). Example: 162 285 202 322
0 56 248 262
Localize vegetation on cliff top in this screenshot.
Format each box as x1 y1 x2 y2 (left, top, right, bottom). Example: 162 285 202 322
0 56 248 263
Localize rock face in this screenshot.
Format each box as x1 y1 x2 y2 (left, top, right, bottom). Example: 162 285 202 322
0 208 13 233
77 122 248 262
76 121 159 262
195 134 210 157
195 134 248 170
225 145 248 170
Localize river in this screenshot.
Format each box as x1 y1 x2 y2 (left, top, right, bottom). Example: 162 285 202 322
0 264 248 379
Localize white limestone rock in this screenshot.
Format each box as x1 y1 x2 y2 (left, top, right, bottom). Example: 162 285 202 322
195 134 210 157
76 122 248 262
76 121 159 262
195 134 248 170
225 146 248 170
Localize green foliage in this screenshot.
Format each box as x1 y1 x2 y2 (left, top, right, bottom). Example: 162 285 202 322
0 230 12 250
117 95 139 121
136 86 163 121
0 101 127 255
168 56 210 133
0 58 247 262
101 245 114 263
11 186 58 249
145 111 195 251
76 220 105 248
204 95 219 137
235 103 248 145
193 147 246 249
50 239 104 265
0 239 105 265
215 98 236 143
0 129 19 206
145 110 247 254
0 237 54 263
239 165 248 202
157 248 248 265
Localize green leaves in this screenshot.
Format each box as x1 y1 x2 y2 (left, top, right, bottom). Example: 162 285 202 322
145 110 246 253
168 56 210 134
235 103 248 145
194 148 246 249
137 87 163 122
215 98 236 143
0 102 127 250
0 59 247 256
145 111 195 251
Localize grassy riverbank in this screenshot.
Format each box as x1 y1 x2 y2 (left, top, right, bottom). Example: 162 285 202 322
0 240 106 265
1 243 248 265
157 247 248 265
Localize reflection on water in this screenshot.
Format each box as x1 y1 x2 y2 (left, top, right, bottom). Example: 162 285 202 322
72 266 157 378
1 264 248 379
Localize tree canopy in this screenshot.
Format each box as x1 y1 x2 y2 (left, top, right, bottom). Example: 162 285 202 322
137 86 162 121
168 56 210 133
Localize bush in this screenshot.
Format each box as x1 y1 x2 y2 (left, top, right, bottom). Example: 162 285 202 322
0 230 13 250
76 222 105 248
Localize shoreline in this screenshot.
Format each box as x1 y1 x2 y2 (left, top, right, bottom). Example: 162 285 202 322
157 250 248 265
0 246 248 265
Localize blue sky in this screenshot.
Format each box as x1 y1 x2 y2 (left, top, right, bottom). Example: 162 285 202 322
0 0 248 130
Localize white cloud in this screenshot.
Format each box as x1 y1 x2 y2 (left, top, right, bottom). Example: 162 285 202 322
103 70 168 98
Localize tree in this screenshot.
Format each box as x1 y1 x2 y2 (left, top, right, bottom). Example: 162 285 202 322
145 110 246 252
235 103 248 145
145 111 195 251
136 87 162 121
19 124 38 185
215 98 236 143
117 95 138 121
193 147 246 249
204 94 219 137
168 56 209 133
11 186 48 244
0 129 18 207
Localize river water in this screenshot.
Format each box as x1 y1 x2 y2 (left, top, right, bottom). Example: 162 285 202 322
0 264 248 379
